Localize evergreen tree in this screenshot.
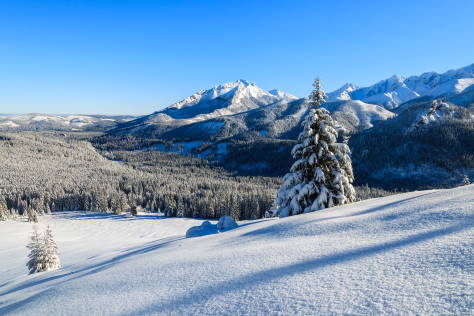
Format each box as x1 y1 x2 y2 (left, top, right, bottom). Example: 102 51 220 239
26 226 61 274
118 194 129 215
0 197 8 221
130 205 138 216
27 207 39 223
229 195 240 221
26 226 43 274
272 77 356 217
338 134 357 202
42 226 61 272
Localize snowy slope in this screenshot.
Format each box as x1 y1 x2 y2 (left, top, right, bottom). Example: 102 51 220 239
1 185 473 315
324 100 396 132
328 63 474 109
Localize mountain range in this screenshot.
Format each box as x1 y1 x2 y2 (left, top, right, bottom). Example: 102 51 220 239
0 114 134 131
110 79 395 140
2 63 473 189
327 63 474 109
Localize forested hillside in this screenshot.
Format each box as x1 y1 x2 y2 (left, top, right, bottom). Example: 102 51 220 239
351 101 474 189
0 132 277 220
0 132 393 221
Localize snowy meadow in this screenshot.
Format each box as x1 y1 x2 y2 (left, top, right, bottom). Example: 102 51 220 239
1 186 473 315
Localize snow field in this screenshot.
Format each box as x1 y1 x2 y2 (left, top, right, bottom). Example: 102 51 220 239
0 186 473 315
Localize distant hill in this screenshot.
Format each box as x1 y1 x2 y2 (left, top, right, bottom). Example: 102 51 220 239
0 113 135 132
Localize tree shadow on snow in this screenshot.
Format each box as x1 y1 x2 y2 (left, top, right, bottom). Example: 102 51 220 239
0 236 184 315
120 218 474 316
220 193 439 247
63 212 170 221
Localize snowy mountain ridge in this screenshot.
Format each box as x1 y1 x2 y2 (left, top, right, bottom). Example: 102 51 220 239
159 79 295 122
167 79 294 111
328 63 474 109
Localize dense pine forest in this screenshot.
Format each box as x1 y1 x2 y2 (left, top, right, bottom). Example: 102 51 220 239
0 132 280 220
0 132 393 221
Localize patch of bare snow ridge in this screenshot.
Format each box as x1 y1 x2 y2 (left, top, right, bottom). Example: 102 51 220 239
0 185 473 315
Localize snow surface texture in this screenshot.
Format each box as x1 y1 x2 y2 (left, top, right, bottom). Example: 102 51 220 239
1 186 474 315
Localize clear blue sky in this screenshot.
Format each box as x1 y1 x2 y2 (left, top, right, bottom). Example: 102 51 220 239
1 0 473 115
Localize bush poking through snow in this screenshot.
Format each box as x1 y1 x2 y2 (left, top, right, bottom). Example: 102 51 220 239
186 221 218 238
26 225 61 274
463 175 471 186
217 216 238 231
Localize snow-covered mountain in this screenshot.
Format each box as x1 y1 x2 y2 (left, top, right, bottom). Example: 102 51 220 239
154 80 294 123
0 113 134 131
112 80 298 137
1 185 473 315
328 63 474 109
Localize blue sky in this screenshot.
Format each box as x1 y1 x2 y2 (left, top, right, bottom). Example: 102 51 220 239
1 0 473 115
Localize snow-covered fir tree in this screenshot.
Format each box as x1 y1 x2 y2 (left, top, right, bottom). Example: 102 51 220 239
26 226 61 274
26 226 43 274
42 225 61 272
272 77 356 217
